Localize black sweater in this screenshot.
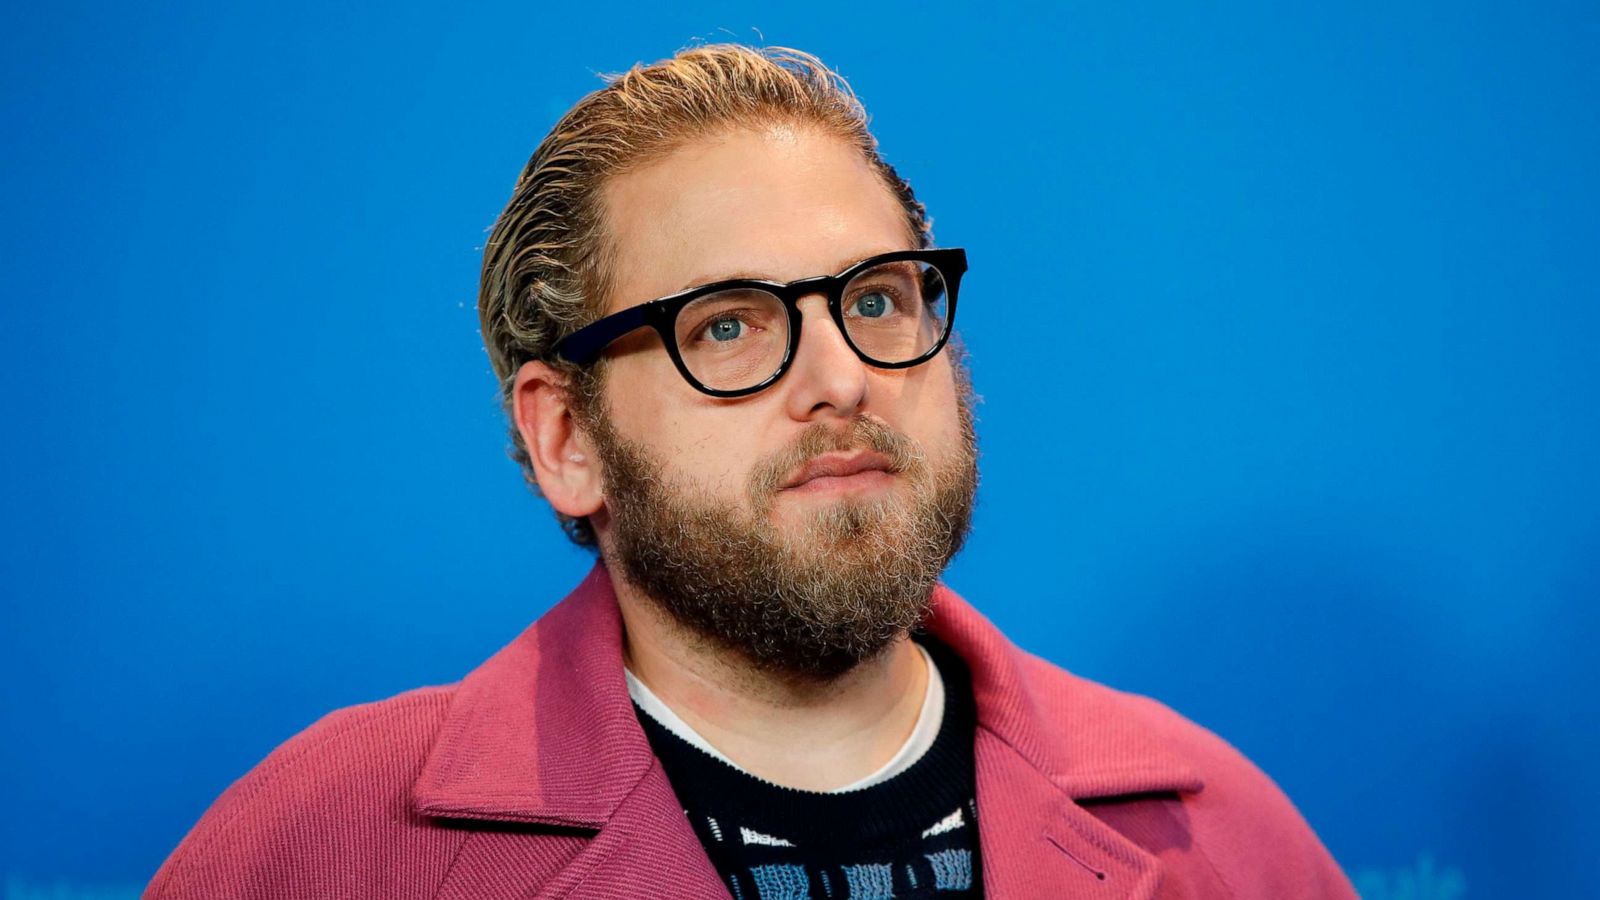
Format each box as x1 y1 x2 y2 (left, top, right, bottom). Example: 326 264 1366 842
632 633 984 899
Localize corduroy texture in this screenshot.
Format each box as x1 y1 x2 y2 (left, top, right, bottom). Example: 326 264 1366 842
145 563 1358 899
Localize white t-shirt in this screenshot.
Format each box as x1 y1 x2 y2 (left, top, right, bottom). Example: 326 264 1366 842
624 640 946 793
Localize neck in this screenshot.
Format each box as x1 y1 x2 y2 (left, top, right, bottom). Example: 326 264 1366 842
610 568 929 792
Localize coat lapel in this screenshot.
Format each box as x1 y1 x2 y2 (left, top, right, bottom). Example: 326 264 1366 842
533 760 732 900
971 731 1171 899
423 761 728 900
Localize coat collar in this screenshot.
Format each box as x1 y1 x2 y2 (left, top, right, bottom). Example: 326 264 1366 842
413 562 1203 899
412 563 650 828
921 577 1206 801
413 561 1202 825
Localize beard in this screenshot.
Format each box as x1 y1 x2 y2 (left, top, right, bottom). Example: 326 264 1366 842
583 376 978 683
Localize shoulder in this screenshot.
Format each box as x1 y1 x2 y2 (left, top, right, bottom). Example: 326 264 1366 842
1013 651 1358 897
204 684 457 801
1015 649 1261 781
145 685 461 900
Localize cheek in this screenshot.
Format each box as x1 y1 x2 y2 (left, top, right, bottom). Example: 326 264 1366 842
602 341 696 435
876 355 966 457
602 364 764 495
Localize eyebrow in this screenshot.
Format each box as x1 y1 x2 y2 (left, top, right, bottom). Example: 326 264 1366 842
671 248 909 295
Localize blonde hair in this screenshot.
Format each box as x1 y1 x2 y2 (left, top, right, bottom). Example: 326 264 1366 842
477 44 933 546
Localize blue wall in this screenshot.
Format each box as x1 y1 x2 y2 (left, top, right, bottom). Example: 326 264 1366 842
3 3 1595 897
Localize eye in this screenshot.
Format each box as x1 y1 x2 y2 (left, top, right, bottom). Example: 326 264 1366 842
848 290 897 319
701 316 746 342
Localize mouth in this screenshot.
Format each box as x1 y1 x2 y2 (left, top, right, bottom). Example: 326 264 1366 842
779 450 896 494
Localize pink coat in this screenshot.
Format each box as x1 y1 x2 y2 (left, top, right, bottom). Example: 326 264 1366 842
145 563 1357 899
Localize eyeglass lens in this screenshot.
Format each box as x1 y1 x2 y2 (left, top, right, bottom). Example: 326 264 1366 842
670 259 951 392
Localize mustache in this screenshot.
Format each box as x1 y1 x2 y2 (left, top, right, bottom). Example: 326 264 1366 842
748 416 926 500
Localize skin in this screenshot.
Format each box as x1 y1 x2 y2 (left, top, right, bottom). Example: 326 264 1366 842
511 123 967 791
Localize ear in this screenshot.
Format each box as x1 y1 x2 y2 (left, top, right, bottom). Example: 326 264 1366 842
511 360 604 520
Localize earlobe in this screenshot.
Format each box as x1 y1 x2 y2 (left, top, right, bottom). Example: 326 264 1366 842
511 361 604 519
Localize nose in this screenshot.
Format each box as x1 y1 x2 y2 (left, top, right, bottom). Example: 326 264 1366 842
781 294 869 421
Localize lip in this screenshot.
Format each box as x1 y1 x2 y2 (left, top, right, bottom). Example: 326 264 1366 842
779 450 895 490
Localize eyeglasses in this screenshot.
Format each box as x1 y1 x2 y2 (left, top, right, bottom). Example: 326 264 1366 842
552 247 967 398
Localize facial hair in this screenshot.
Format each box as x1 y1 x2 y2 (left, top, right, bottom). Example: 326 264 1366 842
586 385 978 682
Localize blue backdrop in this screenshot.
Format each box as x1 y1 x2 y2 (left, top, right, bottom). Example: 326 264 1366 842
3 3 1595 898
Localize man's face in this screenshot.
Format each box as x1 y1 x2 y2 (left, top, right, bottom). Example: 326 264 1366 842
584 123 977 680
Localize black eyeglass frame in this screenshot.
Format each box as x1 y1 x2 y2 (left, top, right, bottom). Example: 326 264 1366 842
551 247 967 398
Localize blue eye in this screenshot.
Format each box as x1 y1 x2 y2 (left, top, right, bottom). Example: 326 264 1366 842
704 317 745 342
852 291 894 318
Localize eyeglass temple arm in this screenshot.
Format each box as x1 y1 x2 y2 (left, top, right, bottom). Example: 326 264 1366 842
553 304 652 366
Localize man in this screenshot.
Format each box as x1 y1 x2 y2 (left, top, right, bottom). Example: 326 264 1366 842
146 45 1357 899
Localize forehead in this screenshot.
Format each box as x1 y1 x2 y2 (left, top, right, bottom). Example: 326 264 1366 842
599 124 913 311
